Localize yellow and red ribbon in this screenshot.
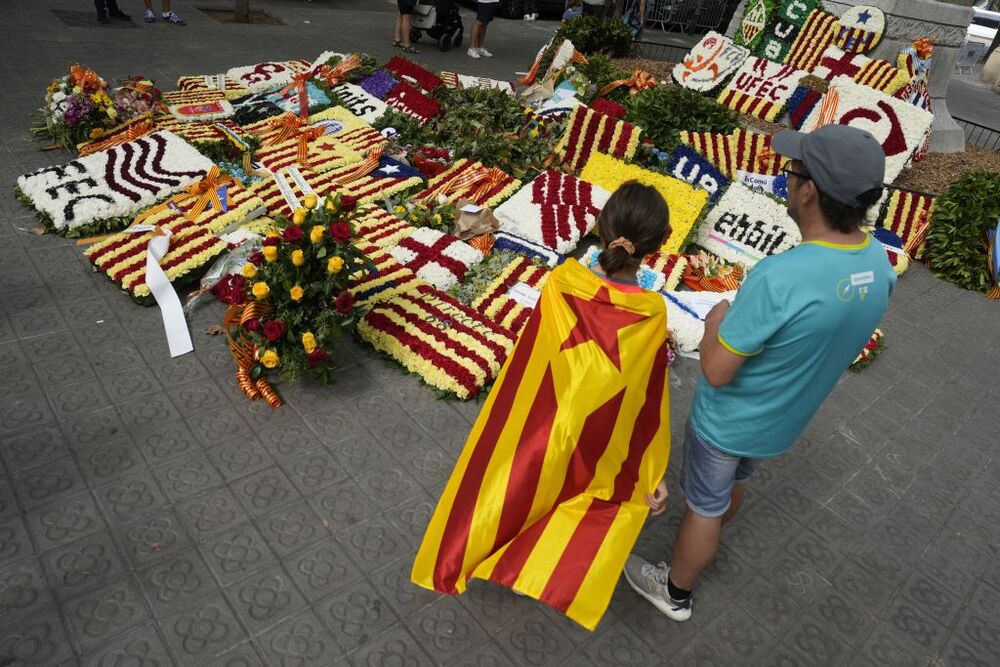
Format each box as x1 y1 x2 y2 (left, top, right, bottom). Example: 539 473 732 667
224 301 282 408
315 53 362 87
597 69 656 100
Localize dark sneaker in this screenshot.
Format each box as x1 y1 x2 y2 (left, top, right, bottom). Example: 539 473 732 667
162 11 186 24
623 555 693 622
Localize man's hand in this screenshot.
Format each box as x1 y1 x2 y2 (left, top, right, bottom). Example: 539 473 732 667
645 480 669 516
704 299 730 328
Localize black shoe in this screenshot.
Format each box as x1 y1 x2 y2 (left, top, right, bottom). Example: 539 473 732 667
97 11 110 22
109 9 131 19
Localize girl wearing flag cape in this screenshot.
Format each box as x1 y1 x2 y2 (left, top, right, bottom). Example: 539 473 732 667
413 182 674 630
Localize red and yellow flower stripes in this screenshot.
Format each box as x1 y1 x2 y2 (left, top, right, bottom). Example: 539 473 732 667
347 243 426 307
161 88 228 106
176 73 250 99
558 105 642 173
642 252 688 292
470 256 550 336
785 10 839 72
358 286 516 399
153 116 248 145
416 160 521 209
853 58 910 95
353 204 416 249
879 189 934 261
254 135 361 173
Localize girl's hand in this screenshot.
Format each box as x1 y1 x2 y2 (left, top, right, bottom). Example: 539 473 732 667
645 480 668 516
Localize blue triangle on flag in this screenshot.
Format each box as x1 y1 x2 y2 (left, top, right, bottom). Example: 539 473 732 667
373 156 424 181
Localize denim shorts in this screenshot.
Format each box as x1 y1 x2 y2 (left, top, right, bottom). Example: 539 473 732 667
679 421 754 518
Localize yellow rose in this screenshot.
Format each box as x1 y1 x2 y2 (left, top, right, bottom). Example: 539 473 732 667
327 256 344 274
291 250 305 267
310 226 324 244
241 263 258 279
251 282 270 300
289 285 304 301
260 349 280 368
89 128 106 139
303 194 318 210
301 332 317 354
263 246 278 263
292 209 308 225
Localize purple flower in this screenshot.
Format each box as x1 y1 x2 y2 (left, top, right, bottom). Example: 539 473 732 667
359 69 399 100
62 94 94 126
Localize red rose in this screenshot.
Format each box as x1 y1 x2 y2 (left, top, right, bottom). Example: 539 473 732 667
244 318 262 333
249 250 263 266
339 195 358 212
282 225 304 243
329 223 351 242
334 291 354 314
307 347 328 367
211 274 245 305
262 236 280 247
262 320 287 342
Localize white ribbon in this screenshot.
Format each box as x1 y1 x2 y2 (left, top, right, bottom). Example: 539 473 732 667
146 230 194 358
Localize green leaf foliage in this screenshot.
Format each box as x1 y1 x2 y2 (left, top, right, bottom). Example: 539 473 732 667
926 170 1000 294
624 85 738 152
555 16 633 58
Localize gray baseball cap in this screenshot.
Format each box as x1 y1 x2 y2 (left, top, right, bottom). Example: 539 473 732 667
772 125 885 207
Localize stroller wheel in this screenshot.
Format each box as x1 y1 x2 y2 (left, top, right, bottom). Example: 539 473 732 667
438 34 451 52
410 27 421 43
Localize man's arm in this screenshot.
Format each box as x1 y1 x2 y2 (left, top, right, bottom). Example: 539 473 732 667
699 300 750 387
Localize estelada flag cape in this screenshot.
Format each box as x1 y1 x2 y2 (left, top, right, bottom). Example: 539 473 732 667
412 258 671 630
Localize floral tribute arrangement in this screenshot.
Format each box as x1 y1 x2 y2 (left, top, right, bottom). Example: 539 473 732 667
850 329 884 371
353 204 416 248
391 196 457 232
348 242 425 307
673 32 750 94
225 60 312 94
787 75 828 129
357 284 516 399
694 182 801 267
385 81 442 126
834 5 885 54
176 72 250 99
494 170 610 254
733 0 779 53
16 130 214 236
225 192 370 398
643 251 689 292
415 160 521 208
579 152 709 254
558 105 643 172
878 189 934 260
389 227 484 290
666 145 730 202
468 255 550 336
253 132 361 174
813 46 910 95
784 10 840 72
717 57 807 122
492 231 564 267
683 250 745 292
439 72 515 94
801 76 933 183
34 66 165 151
384 57 443 93
871 227 909 275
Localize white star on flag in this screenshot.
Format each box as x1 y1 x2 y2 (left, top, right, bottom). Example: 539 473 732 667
379 164 401 175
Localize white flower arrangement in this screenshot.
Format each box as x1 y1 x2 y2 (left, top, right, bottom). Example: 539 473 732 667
662 290 738 352
717 57 807 122
389 227 483 291
17 130 214 232
673 32 749 93
226 61 299 94
694 183 801 268
494 171 610 255
802 76 933 183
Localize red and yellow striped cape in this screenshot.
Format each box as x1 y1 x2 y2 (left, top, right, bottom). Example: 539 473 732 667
412 259 671 630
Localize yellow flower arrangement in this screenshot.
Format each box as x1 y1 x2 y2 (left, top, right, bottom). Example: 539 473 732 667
263 246 278 263
261 350 280 368
289 285 304 301
291 250 305 267
310 226 325 244
242 263 258 279
292 209 308 225
303 194 318 210
327 256 345 274
252 282 270 300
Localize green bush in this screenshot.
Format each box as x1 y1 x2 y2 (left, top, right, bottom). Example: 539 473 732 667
926 170 1000 295
624 85 739 151
555 16 633 58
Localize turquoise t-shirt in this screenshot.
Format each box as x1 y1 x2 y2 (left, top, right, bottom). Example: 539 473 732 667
690 235 896 459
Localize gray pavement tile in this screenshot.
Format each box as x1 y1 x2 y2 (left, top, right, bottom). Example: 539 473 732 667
451 640 517 666
952 605 1000 657
93 470 171 524
10 305 67 338
917 547 979 605
308 479 379 533
63 574 150 653
0 604 76 666
345 623 430 667
0 479 18 522
341 516 413 577
494 606 576 666
255 419 327 461
389 444 455 497
201 521 278 586
280 447 349 496
136 547 223 618
115 508 194 569
0 557 54 623
355 466 426 514
42 529 127 602
25 491 106 553
176 486 251 544
233 466 301 520
87 341 146 376
223 563 308 635
930 525 994 577
79 624 174 667
674 634 740 666
118 393 183 435
205 640 267 667
165 378 233 417
784 613 854 664
48 377 112 420
99 364 164 405
185 407 257 449
406 596 491 662
0 391 56 435
76 437 148 487
317 578 400 654
161 592 249 663
284 538 364 604
1 422 69 472
937 633 998 667
206 436 276 483
14 455 87 511
850 623 927 667
881 597 949 657
896 572 964 630
386 496 437 549
329 435 395 477
152 451 225 503
134 421 203 467
256 500 328 559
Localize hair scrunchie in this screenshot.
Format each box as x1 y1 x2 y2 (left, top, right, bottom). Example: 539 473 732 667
607 236 636 256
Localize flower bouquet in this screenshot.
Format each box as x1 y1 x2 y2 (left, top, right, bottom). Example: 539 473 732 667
390 195 457 233
411 146 453 178
34 66 163 151
683 250 745 292
850 329 885 371
223 192 370 405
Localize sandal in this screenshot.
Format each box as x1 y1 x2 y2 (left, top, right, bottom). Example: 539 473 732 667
402 46 420 54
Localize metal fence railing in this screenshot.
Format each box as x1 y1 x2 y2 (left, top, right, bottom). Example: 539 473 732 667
954 117 1000 152
644 0 730 33
629 40 690 62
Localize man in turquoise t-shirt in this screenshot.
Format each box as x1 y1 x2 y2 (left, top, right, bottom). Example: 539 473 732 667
625 125 896 622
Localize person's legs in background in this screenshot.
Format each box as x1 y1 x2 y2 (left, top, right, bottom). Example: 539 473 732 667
144 0 185 24
524 0 538 20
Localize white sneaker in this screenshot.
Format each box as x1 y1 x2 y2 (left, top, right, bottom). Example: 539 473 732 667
523 13 532 20
467 47 481 59
477 48 493 58
530 12 538 20
622 555 693 622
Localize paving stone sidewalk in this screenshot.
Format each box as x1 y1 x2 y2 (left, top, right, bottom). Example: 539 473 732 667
1 1 998 665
